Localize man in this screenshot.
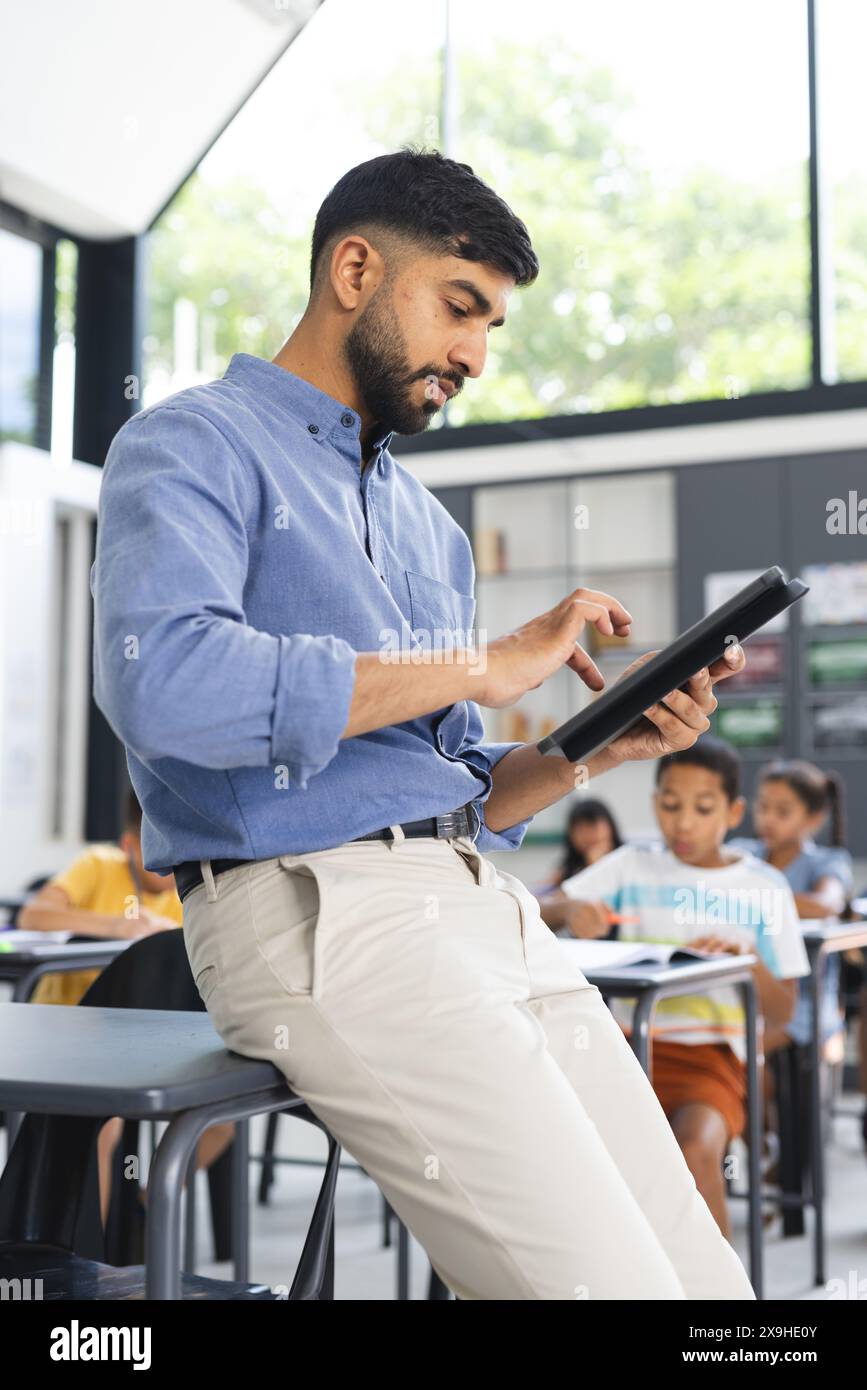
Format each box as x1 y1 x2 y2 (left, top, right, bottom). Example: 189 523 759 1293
92 146 753 1300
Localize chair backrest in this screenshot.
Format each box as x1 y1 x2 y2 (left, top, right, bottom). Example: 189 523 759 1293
79 927 201 1011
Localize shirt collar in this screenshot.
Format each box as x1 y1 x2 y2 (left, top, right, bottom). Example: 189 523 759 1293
223 352 395 458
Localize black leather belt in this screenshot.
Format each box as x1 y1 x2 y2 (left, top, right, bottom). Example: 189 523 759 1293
173 806 474 903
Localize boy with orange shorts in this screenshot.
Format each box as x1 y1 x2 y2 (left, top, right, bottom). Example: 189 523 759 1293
540 736 810 1241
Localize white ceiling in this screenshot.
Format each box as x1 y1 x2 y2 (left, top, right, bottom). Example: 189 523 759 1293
0 0 320 239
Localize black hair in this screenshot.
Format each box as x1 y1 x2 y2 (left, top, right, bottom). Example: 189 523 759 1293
558 798 623 881
123 784 143 835
757 760 847 847
309 145 539 299
655 735 742 803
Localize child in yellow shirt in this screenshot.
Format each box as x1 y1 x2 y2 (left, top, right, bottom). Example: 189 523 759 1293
19 787 232 1223
21 788 181 1005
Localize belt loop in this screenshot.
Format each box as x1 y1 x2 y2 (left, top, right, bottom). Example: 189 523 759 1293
201 859 219 902
386 823 406 849
468 803 482 848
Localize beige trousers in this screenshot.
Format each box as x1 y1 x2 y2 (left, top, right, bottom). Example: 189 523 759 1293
181 831 756 1301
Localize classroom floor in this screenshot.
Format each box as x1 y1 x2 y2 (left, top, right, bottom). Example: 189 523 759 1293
187 1091 867 1300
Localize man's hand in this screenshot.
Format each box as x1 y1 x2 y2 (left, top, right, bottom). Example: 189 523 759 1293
602 644 746 767
477 588 632 709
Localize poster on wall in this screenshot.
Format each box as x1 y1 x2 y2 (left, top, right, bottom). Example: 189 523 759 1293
717 637 784 688
802 562 867 627
713 700 784 749
704 570 790 635
808 638 867 686
809 695 867 750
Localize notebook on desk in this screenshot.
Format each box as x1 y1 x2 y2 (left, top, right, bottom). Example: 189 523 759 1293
557 939 729 971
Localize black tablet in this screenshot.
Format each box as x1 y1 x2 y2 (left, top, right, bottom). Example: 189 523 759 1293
536 566 808 764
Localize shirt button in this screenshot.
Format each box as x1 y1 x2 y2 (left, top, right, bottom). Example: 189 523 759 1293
307 423 319 434
340 413 354 427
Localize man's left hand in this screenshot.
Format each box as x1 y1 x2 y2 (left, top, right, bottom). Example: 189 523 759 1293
604 643 746 766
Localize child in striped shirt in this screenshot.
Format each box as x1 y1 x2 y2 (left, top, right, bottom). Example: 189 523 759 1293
539 736 810 1242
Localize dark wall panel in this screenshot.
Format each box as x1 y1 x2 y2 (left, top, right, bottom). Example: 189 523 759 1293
676 458 788 627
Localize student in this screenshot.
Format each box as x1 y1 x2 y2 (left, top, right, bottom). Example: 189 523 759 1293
729 760 853 1053
535 797 623 897
19 786 181 1006
19 788 232 1222
538 736 810 1242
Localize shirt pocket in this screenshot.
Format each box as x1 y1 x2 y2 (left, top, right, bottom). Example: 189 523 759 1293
405 569 475 646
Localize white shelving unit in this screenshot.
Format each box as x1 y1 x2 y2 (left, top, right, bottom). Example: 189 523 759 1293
472 470 677 844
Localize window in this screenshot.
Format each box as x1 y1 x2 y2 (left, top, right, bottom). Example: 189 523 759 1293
450 0 811 423
51 238 78 462
816 0 867 383
139 0 859 427
0 228 43 444
142 0 446 405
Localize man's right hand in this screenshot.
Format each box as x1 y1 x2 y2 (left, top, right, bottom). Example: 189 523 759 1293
476 589 632 709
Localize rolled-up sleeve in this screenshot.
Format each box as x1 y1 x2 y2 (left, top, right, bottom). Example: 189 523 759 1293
92 406 357 784
455 698 534 852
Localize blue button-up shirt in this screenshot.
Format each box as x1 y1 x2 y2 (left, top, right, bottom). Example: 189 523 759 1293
91 352 534 872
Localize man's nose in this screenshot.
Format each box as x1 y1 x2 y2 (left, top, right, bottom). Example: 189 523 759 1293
450 336 486 381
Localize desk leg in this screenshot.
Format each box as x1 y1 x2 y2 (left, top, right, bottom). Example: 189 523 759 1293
184 1148 197 1272
809 951 825 1287
742 977 764 1300
397 1219 410 1300
12 966 44 1003
146 1111 202 1300
630 994 654 1079
232 1118 250 1283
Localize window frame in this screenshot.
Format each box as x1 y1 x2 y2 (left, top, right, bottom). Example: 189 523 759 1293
0 198 62 451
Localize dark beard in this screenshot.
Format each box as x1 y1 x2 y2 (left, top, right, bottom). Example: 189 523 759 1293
342 289 443 438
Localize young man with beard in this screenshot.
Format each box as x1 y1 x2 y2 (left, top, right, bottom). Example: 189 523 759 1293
92 146 753 1300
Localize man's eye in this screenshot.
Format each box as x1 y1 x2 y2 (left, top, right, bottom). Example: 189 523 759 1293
448 302 469 318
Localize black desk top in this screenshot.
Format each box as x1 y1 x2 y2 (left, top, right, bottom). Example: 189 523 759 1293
0 1003 289 1118
575 954 758 993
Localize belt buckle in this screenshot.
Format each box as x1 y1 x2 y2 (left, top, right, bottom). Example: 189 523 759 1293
435 809 466 839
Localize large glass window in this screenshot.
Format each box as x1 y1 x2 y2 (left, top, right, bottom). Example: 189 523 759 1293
0 228 43 444
142 0 446 405
448 0 810 423
140 0 848 425
817 0 867 383
50 238 78 462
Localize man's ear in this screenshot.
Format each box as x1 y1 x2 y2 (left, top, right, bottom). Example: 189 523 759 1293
118 830 133 856
728 796 747 830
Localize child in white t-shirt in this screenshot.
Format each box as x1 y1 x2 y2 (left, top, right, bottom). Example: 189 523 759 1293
538 736 810 1242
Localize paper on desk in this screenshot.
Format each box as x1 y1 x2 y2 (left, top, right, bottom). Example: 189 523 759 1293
557 939 724 970
1 928 73 943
